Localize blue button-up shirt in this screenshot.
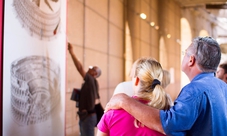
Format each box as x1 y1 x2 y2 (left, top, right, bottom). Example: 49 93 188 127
160 73 227 136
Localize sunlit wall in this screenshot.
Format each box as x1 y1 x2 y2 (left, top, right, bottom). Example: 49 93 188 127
66 0 221 135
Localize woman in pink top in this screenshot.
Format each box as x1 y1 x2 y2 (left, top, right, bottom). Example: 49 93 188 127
97 57 172 136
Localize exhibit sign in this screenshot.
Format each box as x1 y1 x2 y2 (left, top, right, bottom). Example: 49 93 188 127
3 0 66 135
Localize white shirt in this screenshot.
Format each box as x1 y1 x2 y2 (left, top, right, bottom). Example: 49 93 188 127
113 81 134 97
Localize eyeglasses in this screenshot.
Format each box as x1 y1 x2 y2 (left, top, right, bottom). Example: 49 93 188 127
182 50 186 56
182 50 190 56
182 49 193 57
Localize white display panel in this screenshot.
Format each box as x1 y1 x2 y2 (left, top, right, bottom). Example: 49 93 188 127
3 0 66 135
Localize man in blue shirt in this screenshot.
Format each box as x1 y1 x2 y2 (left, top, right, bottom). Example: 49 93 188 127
105 36 227 135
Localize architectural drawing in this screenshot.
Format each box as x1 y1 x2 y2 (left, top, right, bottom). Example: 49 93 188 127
10 55 61 126
13 0 61 40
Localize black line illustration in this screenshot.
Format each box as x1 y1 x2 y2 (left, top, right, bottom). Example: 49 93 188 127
10 55 61 126
13 0 61 40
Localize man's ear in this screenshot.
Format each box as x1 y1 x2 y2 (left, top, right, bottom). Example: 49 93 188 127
188 55 196 67
224 74 227 83
135 77 140 86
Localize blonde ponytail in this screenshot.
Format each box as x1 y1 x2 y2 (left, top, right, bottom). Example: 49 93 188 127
133 57 172 110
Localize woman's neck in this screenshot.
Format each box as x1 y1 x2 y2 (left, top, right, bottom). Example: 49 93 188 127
132 96 150 104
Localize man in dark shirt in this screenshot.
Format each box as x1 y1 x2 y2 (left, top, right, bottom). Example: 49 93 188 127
68 42 101 136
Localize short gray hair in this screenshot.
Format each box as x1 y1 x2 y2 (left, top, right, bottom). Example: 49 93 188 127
190 36 221 72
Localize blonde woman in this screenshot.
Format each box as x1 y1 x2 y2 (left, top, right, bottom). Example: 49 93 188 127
97 57 172 136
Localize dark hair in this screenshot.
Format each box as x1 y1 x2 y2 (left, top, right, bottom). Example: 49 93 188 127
190 36 221 72
219 63 227 74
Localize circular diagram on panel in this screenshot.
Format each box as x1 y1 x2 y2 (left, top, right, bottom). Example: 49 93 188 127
10 55 61 126
13 0 61 40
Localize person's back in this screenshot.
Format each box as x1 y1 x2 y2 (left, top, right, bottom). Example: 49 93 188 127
99 109 165 136
188 74 227 135
164 73 227 135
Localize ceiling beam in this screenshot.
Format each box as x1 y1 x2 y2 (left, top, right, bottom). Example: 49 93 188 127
174 0 227 7
206 4 227 9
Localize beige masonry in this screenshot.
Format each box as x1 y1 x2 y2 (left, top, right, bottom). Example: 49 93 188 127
66 0 223 135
